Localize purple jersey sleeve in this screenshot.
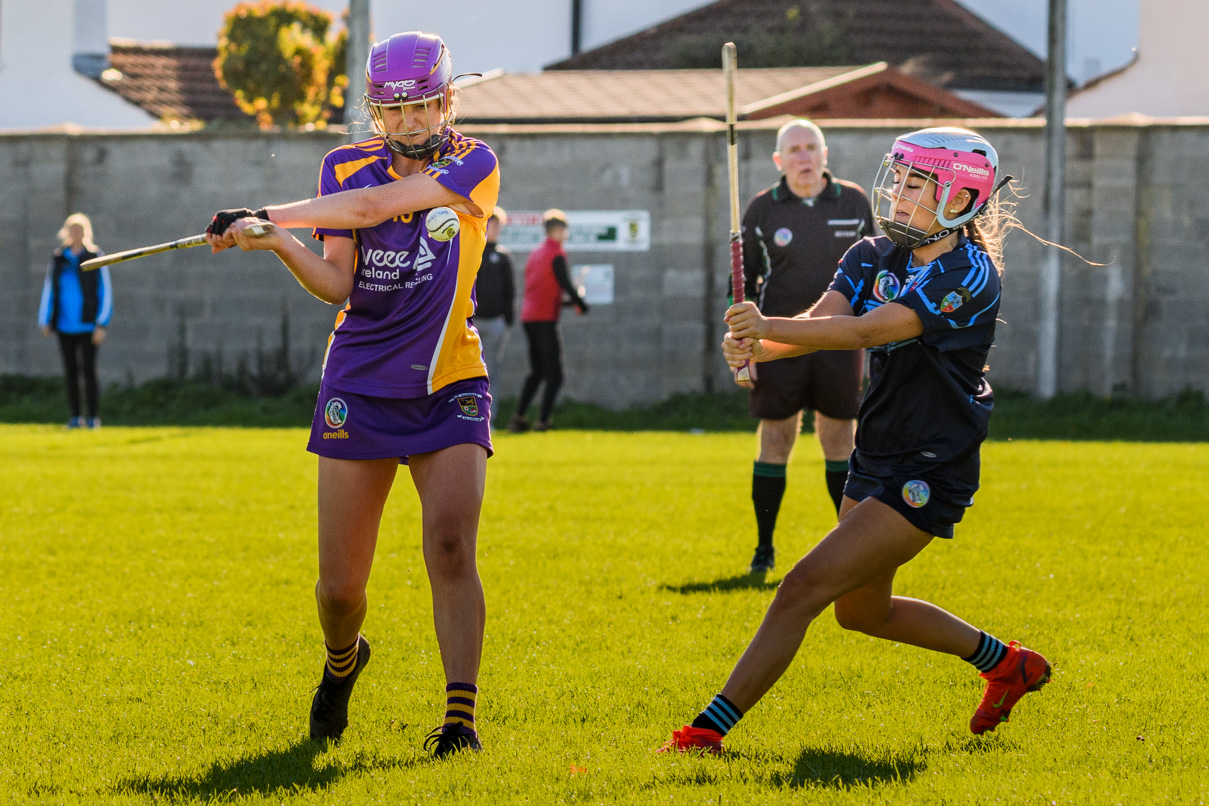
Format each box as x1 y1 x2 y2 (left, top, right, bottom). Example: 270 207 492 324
421 134 499 215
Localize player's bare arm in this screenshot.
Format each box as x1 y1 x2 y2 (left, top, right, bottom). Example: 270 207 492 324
261 173 477 231
218 218 356 304
726 294 923 356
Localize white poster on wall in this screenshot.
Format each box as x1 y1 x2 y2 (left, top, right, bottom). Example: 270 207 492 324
573 264 614 305
498 210 650 253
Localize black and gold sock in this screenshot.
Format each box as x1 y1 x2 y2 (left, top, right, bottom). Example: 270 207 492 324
324 637 359 682
444 682 478 729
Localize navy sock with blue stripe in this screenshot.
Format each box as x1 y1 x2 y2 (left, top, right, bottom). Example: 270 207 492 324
963 631 1008 673
690 694 743 736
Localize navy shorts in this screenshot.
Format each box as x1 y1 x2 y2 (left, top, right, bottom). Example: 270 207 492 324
308 377 493 464
749 349 863 421
843 452 980 539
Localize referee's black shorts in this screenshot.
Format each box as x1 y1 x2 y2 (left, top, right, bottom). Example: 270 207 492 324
748 349 863 421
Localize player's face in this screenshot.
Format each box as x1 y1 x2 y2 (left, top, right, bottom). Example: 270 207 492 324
486 218 502 241
380 96 444 146
67 223 85 246
773 127 827 192
889 166 945 234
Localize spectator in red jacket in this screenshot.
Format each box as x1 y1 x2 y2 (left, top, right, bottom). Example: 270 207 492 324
509 209 588 432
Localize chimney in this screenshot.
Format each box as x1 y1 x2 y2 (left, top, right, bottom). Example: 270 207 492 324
73 0 110 78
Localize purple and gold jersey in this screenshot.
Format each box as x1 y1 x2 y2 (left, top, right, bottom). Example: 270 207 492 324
312 131 500 398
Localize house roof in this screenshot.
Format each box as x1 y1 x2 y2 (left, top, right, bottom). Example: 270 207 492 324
98 40 250 123
546 0 1047 93
456 63 998 124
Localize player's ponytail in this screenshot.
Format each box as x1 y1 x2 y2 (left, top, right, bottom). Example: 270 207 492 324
964 182 1098 274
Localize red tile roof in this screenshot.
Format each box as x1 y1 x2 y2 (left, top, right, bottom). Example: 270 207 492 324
98 40 250 123
546 0 1046 93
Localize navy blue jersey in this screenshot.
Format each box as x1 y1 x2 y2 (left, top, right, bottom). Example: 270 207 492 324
829 235 1000 472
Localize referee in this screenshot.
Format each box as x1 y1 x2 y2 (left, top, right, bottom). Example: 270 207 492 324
741 119 874 573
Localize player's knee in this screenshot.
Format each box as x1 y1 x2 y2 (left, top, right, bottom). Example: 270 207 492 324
833 602 884 635
770 563 831 621
425 532 477 576
315 579 365 618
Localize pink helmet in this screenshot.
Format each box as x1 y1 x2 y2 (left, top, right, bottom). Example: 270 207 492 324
872 127 1003 248
365 32 453 160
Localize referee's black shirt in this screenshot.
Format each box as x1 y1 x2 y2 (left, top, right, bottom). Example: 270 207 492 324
741 171 875 318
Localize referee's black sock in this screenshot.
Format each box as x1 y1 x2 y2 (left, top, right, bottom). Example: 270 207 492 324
824 459 849 515
752 462 787 548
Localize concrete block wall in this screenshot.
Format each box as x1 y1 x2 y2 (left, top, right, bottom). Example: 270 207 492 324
2 119 1206 409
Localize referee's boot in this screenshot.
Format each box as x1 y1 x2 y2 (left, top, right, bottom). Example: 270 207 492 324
309 635 371 740
970 641 1051 734
749 545 775 574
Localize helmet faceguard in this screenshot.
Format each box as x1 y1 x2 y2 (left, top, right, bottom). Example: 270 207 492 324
365 32 453 160
873 127 1006 249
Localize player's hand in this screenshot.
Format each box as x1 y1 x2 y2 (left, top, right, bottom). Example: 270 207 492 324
207 208 255 236
207 207 267 236
722 331 765 368
92 326 106 346
724 301 768 340
227 219 281 252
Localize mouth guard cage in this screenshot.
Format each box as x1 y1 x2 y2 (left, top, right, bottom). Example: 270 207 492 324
873 127 1002 249
364 32 454 160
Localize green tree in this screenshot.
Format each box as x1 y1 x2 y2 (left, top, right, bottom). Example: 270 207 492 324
214 0 348 129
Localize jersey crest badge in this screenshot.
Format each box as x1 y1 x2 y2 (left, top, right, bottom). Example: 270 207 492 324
940 287 973 313
873 270 901 302
773 227 793 247
902 480 930 508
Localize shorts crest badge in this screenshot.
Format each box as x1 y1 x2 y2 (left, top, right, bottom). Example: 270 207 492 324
324 398 348 429
902 479 930 508
456 395 480 418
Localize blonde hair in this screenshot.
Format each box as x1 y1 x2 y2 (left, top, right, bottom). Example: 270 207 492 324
58 213 97 251
964 183 1096 274
543 208 568 233
964 193 1012 272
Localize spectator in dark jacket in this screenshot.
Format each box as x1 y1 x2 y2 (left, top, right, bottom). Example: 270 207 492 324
473 208 515 425
38 213 111 429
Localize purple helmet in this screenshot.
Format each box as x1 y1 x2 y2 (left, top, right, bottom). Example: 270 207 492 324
872 127 1002 249
365 32 454 160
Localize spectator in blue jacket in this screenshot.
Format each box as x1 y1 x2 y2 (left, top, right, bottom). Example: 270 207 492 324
38 213 112 429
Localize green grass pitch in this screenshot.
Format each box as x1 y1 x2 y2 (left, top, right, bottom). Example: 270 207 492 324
1 424 1206 803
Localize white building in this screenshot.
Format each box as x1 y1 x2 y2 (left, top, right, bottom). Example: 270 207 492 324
1066 0 1209 118
0 0 1143 130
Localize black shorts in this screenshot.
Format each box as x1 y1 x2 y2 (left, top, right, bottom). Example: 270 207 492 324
843 452 980 539
748 349 863 421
